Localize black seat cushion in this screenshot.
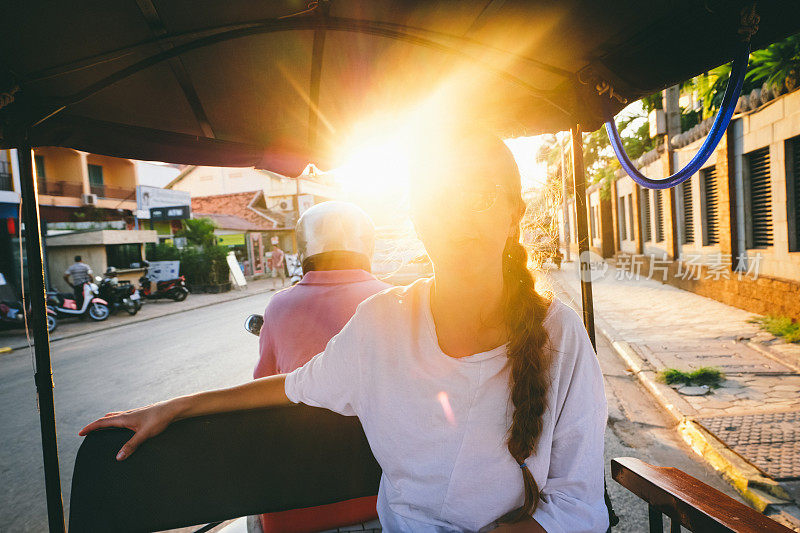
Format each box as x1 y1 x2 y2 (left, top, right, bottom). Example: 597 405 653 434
69 404 381 533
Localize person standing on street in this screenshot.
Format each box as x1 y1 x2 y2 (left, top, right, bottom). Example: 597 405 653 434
253 201 390 533
63 255 93 305
270 243 286 288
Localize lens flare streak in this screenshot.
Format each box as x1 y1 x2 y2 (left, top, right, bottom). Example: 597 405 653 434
437 391 457 426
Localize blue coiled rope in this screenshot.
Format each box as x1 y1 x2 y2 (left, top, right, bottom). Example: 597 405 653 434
604 40 751 190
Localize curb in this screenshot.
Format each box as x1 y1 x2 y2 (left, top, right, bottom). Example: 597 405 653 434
546 271 797 514
2 285 277 351
745 340 800 374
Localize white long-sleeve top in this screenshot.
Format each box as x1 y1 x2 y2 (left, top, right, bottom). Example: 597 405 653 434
285 277 608 532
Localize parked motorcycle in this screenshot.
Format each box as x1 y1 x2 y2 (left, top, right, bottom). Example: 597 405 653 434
139 273 189 302
0 300 58 333
46 282 110 322
97 270 141 315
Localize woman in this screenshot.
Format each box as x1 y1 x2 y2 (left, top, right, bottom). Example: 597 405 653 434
81 128 608 532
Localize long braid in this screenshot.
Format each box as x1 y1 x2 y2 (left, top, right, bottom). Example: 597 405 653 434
502 214 553 522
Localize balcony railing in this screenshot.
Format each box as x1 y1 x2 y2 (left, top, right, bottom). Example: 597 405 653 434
37 179 83 197
90 184 136 200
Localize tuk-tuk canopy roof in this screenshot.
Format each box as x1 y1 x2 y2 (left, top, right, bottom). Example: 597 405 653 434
1 0 798 176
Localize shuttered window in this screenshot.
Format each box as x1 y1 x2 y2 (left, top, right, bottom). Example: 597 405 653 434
640 189 651 241
654 189 664 242
701 167 719 245
589 205 597 239
627 194 634 241
744 147 773 249
786 136 800 252
618 196 627 241
682 179 694 244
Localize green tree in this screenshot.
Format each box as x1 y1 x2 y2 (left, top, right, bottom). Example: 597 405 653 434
746 33 800 92
176 218 217 248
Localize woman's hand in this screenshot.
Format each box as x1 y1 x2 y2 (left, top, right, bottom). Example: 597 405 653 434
79 399 182 461
78 375 291 461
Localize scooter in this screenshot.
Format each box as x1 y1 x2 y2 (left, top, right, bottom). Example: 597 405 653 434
97 274 140 315
0 300 58 333
138 264 189 302
46 282 110 322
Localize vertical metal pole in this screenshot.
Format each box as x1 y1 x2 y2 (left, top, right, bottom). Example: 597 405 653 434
570 125 596 350
18 142 66 532
561 135 571 262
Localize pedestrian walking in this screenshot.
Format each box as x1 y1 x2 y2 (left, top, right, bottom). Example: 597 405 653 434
270 243 287 288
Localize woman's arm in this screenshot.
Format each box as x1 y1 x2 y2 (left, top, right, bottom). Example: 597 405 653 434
79 374 290 460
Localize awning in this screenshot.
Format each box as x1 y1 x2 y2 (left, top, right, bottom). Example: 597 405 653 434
1 1 798 175
0 202 20 219
217 233 246 247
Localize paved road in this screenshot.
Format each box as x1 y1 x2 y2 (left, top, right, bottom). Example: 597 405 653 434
1 292 270 532
0 290 741 532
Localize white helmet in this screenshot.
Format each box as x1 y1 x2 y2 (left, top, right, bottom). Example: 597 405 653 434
296 201 375 264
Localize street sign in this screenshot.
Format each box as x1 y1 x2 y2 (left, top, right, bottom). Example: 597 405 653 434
150 205 191 221
136 185 190 219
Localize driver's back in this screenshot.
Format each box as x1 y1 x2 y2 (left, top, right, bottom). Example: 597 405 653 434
254 268 389 533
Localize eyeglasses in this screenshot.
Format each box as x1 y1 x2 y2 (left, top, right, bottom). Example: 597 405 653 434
414 184 503 213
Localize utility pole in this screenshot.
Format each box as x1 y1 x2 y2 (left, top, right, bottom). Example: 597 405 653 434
560 134 571 262
663 85 682 259
292 173 301 253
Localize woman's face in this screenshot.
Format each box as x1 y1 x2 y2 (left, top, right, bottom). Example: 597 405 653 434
409 136 520 272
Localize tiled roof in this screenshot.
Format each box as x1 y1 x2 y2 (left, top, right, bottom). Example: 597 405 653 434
193 213 265 231
191 191 279 230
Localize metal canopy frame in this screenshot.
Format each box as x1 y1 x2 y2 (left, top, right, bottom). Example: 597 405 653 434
4 3 798 531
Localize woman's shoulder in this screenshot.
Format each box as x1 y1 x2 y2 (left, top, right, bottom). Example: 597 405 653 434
541 298 597 366
542 297 581 333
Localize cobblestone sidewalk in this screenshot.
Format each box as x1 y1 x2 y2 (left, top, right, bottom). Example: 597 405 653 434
544 259 800 525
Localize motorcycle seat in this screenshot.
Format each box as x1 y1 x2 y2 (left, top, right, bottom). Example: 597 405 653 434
47 293 75 306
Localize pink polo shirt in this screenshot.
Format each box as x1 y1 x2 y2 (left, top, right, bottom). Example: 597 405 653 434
254 269 390 533
255 269 391 378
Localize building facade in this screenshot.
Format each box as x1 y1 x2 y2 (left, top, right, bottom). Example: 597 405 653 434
562 88 800 320
0 147 146 294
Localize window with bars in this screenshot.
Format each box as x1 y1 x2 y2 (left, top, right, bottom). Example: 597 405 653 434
786 136 800 252
640 189 651 241
700 166 719 246
682 178 694 244
744 147 773 249
654 189 664 242
618 196 627 241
